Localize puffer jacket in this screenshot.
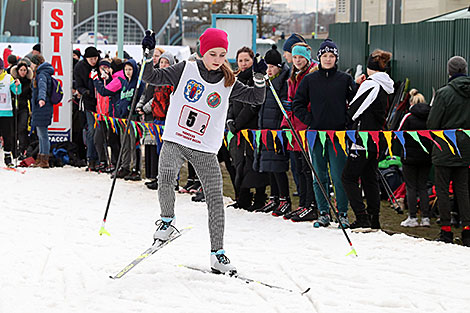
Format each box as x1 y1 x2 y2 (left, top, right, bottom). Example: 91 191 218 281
427 75 470 167
31 62 54 128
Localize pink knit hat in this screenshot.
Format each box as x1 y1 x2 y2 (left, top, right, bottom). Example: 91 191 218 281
199 28 228 56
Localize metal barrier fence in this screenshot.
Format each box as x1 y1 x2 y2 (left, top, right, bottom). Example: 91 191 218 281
328 19 470 100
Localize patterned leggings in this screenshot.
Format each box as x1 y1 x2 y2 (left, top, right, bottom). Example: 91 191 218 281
158 140 224 251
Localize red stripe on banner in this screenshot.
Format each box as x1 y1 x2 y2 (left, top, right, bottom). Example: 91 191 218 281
326 131 337 156
417 130 442 151
49 128 67 131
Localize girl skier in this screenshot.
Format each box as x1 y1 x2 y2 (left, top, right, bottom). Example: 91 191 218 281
141 29 266 274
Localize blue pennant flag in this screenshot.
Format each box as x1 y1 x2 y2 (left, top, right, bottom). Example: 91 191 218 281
394 131 407 158
346 130 357 144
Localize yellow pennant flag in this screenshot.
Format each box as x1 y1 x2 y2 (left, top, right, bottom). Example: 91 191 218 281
271 130 277 151
241 129 254 150
299 130 307 150
432 130 455 155
335 131 347 155
383 131 394 157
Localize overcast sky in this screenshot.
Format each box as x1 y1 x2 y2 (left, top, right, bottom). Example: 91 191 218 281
274 0 336 13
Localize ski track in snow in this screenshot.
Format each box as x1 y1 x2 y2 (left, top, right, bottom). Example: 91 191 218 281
1 166 470 313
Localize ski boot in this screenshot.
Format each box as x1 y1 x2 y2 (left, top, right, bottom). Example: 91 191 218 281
255 196 279 213
210 249 237 275
272 197 291 217
349 213 371 230
313 211 331 227
435 228 453 244
338 212 350 229
246 193 267 212
283 207 304 220
291 205 318 222
153 217 177 242
179 179 195 193
192 190 205 202
400 216 419 227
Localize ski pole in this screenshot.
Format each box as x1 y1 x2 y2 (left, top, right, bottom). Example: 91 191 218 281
377 169 403 214
99 48 151 236
265 76 357 257
14 88 18 168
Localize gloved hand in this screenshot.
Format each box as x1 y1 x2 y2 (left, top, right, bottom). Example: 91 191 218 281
282 100 292 112
226 119 237 134
142 30 156 51
90 69 98 80
252 53 267 74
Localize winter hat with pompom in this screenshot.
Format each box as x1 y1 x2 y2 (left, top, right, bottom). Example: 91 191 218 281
264 45 282 67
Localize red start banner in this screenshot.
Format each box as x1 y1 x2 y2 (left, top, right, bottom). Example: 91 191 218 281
41 0 73 142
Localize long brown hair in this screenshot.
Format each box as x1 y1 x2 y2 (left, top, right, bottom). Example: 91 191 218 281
221 60 235 87
32 55 46 88
289 42 312 84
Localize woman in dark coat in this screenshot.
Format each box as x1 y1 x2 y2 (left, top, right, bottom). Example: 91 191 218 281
226 47 269 211
30 54 54 168
10 61 33 158
255 45 291 216
398 89 433 228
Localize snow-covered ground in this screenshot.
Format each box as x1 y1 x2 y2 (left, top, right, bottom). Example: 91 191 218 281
1 165 470 313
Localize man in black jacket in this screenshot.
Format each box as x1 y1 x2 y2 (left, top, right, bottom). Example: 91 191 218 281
73 46 100 169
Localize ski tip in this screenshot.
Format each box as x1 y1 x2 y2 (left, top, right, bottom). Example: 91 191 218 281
301 287 311 295
109 275 115 279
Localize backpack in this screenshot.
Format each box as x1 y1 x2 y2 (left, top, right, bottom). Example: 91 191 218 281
49 76 64 105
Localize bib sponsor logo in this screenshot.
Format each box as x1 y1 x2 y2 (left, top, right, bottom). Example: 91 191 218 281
184 79 205 103
206 92 221 108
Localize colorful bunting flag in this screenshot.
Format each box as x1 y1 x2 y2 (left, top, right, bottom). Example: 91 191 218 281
318 131 327 157
394 131 407 158
417 130 442 151
306 130 317 154
335 131 347 156
358 132 369 158
241 129 254 150
277 130 284 152
285 130 294 148
346 130 357 144
408 131 429 154
443 129 461 157
326 130 338 156
433 130 455 155
261 130 268 151
271 130 278 152
369 131 380 159
383 131 393 157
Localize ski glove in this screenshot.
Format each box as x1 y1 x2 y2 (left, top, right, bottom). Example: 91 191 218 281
252 72 266 88
252 53 268 75
282 100 292 112
226 119 238 134
142 30 156 51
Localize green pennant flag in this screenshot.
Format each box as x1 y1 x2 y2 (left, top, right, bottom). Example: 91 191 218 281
463 129 470 139
226 131 234 150
104 116 109 130
358 131 369 158
285 130 294 148
318 131 327 157
132 121 137 137
255 130 262 150
408 131 429 154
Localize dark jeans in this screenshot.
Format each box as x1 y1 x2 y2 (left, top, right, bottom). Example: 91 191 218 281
435 166 470 227
145 144 158 179
94 121 108 163
293 151 315 207
17 109 29 154
269 172 289 198
85 111 98 161
0 116 14 152
402 163 431 218
342 150 380 217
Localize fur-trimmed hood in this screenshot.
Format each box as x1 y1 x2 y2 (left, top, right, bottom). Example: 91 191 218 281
10 62 33 80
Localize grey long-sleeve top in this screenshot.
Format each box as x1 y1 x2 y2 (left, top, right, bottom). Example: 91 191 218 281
142 58 265 106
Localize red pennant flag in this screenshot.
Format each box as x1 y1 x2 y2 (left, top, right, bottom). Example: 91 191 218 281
417 130 442 151
237 132 241 146
369 131 381 159
261 129 269 151
326 131 338 156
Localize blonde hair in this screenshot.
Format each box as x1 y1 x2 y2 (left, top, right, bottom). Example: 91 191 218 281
409 88 426 105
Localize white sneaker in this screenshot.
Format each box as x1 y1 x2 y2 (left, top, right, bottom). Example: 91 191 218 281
153 217 176 242
420 217 431 227
400 216 419 227
210 250 237 275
